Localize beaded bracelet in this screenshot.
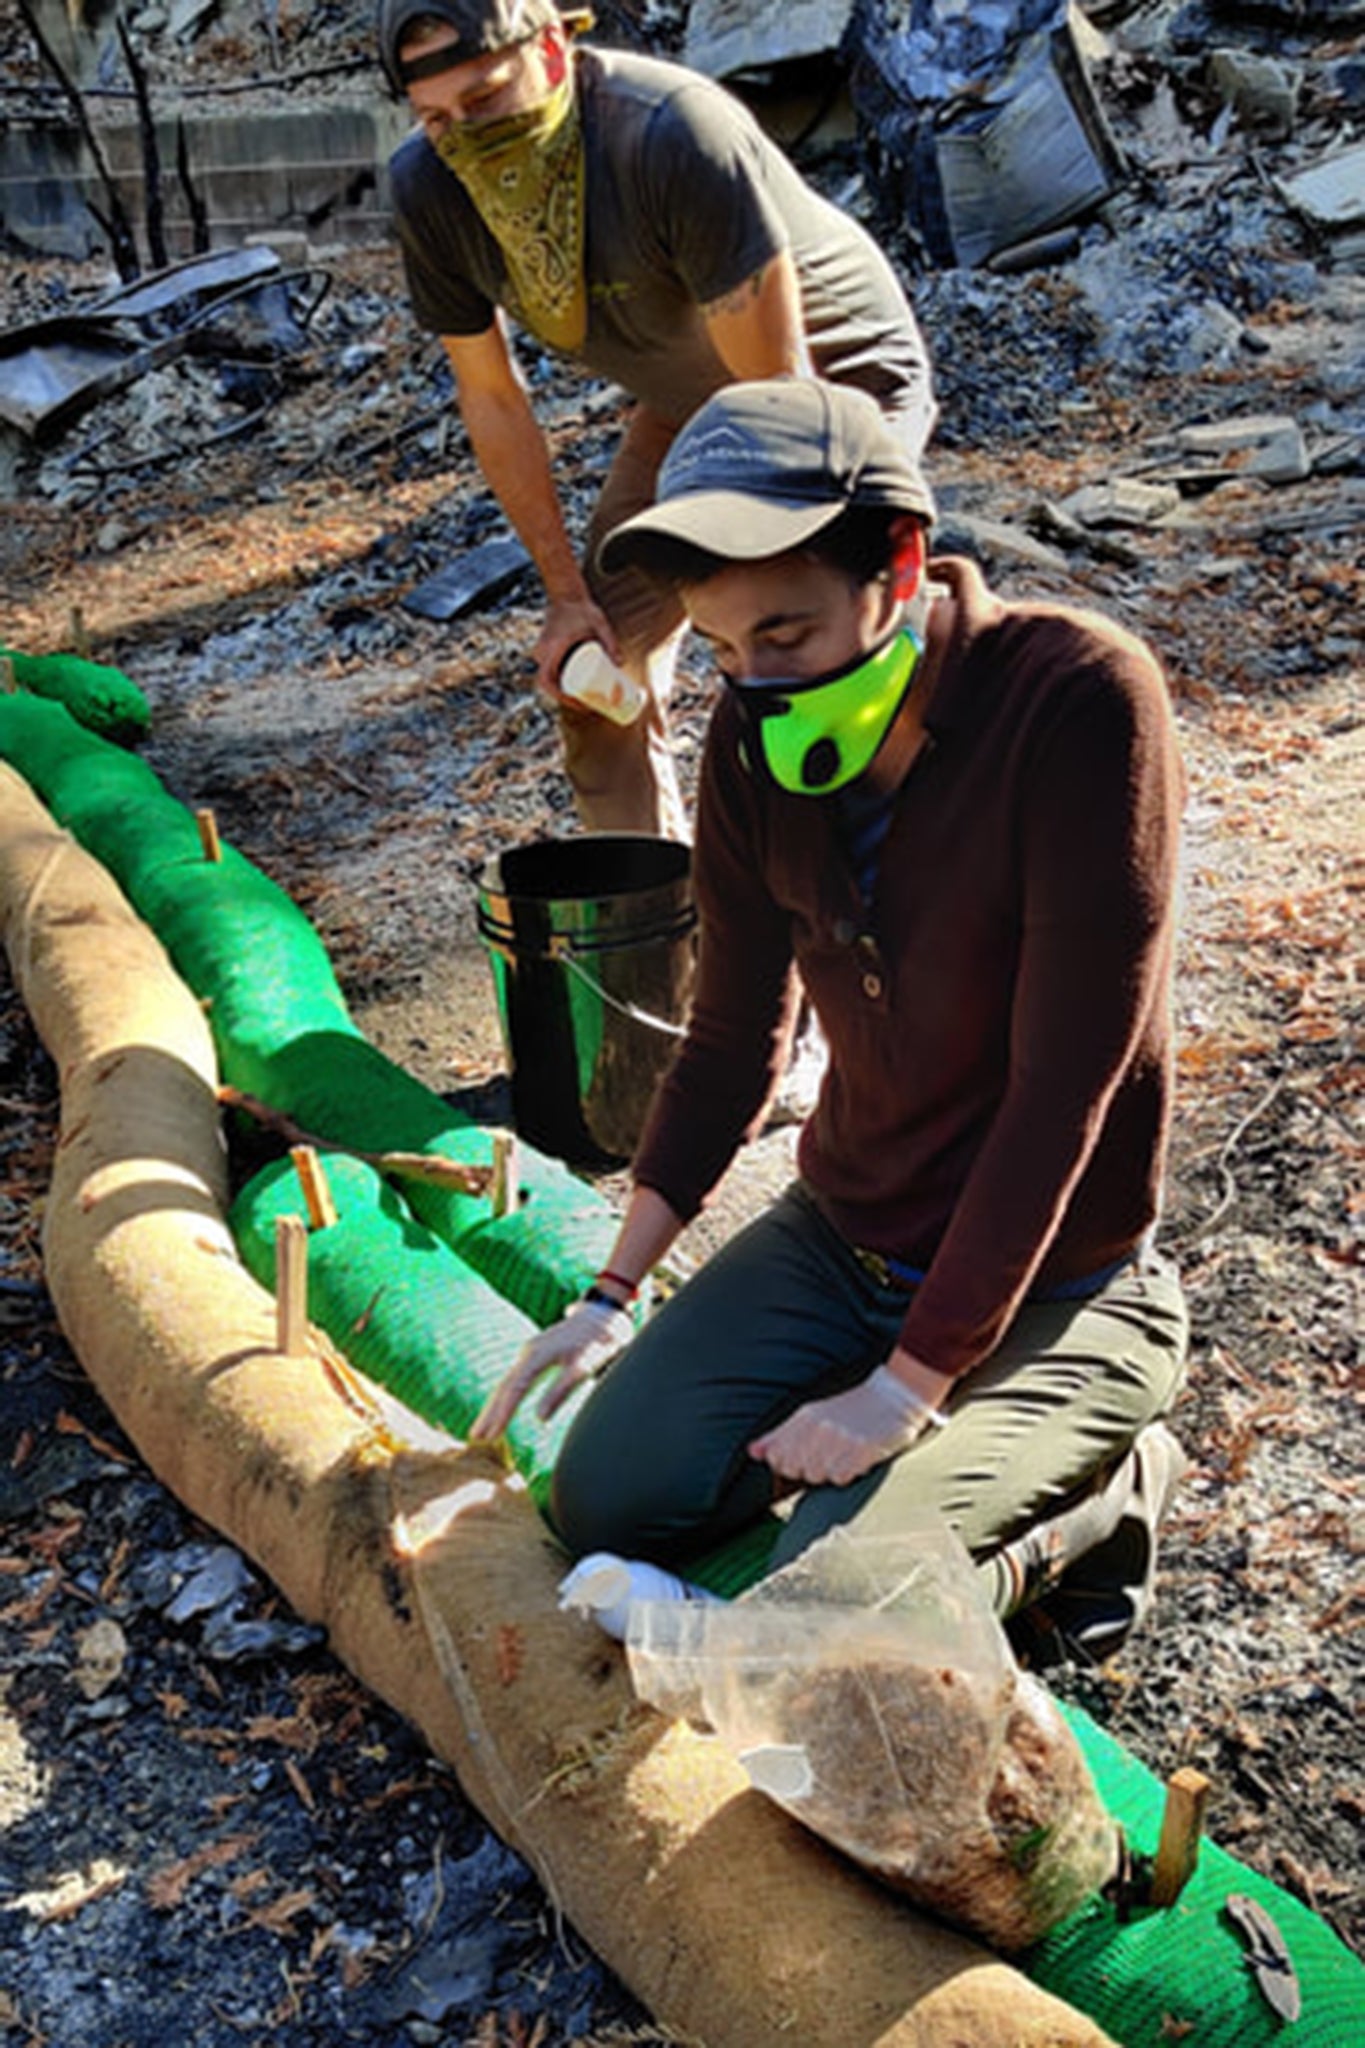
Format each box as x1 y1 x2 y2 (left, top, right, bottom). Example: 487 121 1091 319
594 1268 639 1302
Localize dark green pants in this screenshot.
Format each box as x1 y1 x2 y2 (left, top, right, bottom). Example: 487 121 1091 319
551 1183 1188 1587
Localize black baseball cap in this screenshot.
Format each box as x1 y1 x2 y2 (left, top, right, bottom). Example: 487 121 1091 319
377 0 591 93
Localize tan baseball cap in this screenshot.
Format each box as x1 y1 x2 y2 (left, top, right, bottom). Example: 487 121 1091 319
598 378 935 577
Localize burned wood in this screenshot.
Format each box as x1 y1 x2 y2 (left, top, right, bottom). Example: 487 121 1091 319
116 13 168 273
175 116 211 256
15 0 141 282
219 1085 494 1196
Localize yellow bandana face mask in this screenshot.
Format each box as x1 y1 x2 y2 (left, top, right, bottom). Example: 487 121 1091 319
435 75 588 352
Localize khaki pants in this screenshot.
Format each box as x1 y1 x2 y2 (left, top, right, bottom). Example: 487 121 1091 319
562 406 689 841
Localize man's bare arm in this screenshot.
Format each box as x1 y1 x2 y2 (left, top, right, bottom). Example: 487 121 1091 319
442 326 617 689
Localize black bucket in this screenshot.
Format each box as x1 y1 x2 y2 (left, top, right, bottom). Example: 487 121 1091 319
475 835 697 1166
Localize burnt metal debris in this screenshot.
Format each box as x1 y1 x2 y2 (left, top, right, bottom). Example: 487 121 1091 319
1 1 1362 634
1224 1892 1305 2023
847 0 1127 269
0 246 324 442
401 538 535 623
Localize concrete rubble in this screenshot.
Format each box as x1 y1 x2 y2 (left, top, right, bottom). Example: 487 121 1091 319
1278 139 1365 261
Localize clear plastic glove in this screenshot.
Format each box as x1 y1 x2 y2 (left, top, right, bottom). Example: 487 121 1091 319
749 1364 946 1488
469 1296 634 1443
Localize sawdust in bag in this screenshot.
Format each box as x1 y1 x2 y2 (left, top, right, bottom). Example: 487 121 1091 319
626 1516 1120 1952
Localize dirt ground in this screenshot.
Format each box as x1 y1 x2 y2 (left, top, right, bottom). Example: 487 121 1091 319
2 26 1364 2045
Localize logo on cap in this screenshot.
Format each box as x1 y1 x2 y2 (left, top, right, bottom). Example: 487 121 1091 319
660 420 780 496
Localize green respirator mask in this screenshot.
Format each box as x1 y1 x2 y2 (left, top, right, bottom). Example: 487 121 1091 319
731 626 921 796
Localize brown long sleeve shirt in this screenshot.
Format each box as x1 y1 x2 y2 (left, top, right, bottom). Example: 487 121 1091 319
632 556 1186 1382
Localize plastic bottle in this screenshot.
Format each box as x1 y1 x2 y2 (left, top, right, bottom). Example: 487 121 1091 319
558 641 646 726
558 1552 718 1640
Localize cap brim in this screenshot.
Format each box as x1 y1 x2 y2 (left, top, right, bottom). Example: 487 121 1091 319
598 489 842 578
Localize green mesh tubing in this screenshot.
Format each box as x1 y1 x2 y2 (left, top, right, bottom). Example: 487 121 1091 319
4 695 1362 2041
1029 1701 1365 2043
232 1148 782 1568
230 1153 589 1513
1 644 151 744
0 695 616 1322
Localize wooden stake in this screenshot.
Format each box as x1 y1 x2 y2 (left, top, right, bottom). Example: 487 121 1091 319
1151 1766 1211 1906
290 1144 338 1231
490 1130 519 1218
195 807 223 863
275 1214 308 1356
0 656 16 694
219 1085 492 1195
69 605 91 659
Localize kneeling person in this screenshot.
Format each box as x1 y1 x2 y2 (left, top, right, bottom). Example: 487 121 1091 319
473 377 1190 1662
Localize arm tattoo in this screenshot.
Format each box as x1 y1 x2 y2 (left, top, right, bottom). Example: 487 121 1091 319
701 269 766 320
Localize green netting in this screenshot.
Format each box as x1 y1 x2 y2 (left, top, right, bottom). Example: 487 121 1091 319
227 1136 772 1571
1029 1700 1365 2044
1 644 151 743
685 1515 783 1597
28 748 170 859
0 691 137 793
230 1153 590 1510
234 1148 782 1547
0 696 616 1325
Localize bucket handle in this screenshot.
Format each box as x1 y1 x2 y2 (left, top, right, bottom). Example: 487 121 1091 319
554 943 689 1039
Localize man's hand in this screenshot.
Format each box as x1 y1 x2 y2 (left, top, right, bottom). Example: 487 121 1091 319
534 593 622 701
749 1361 948 1487
469 1296 634 1443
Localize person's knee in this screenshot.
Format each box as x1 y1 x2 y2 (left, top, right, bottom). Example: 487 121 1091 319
551 1414 740 1559
550 1432 661 1557
558 698 640 781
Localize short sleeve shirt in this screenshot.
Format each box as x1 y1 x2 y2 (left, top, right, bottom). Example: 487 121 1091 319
389 47 931 431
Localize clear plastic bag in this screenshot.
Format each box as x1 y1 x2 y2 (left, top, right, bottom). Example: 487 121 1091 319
626 1517 1119 1951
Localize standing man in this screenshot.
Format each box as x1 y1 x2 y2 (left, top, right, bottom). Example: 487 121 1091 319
377 0 936 838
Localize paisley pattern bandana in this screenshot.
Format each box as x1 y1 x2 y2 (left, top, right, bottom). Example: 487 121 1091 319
435 76 587 353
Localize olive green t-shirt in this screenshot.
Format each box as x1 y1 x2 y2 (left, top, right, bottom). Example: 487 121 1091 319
390 46 934 441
